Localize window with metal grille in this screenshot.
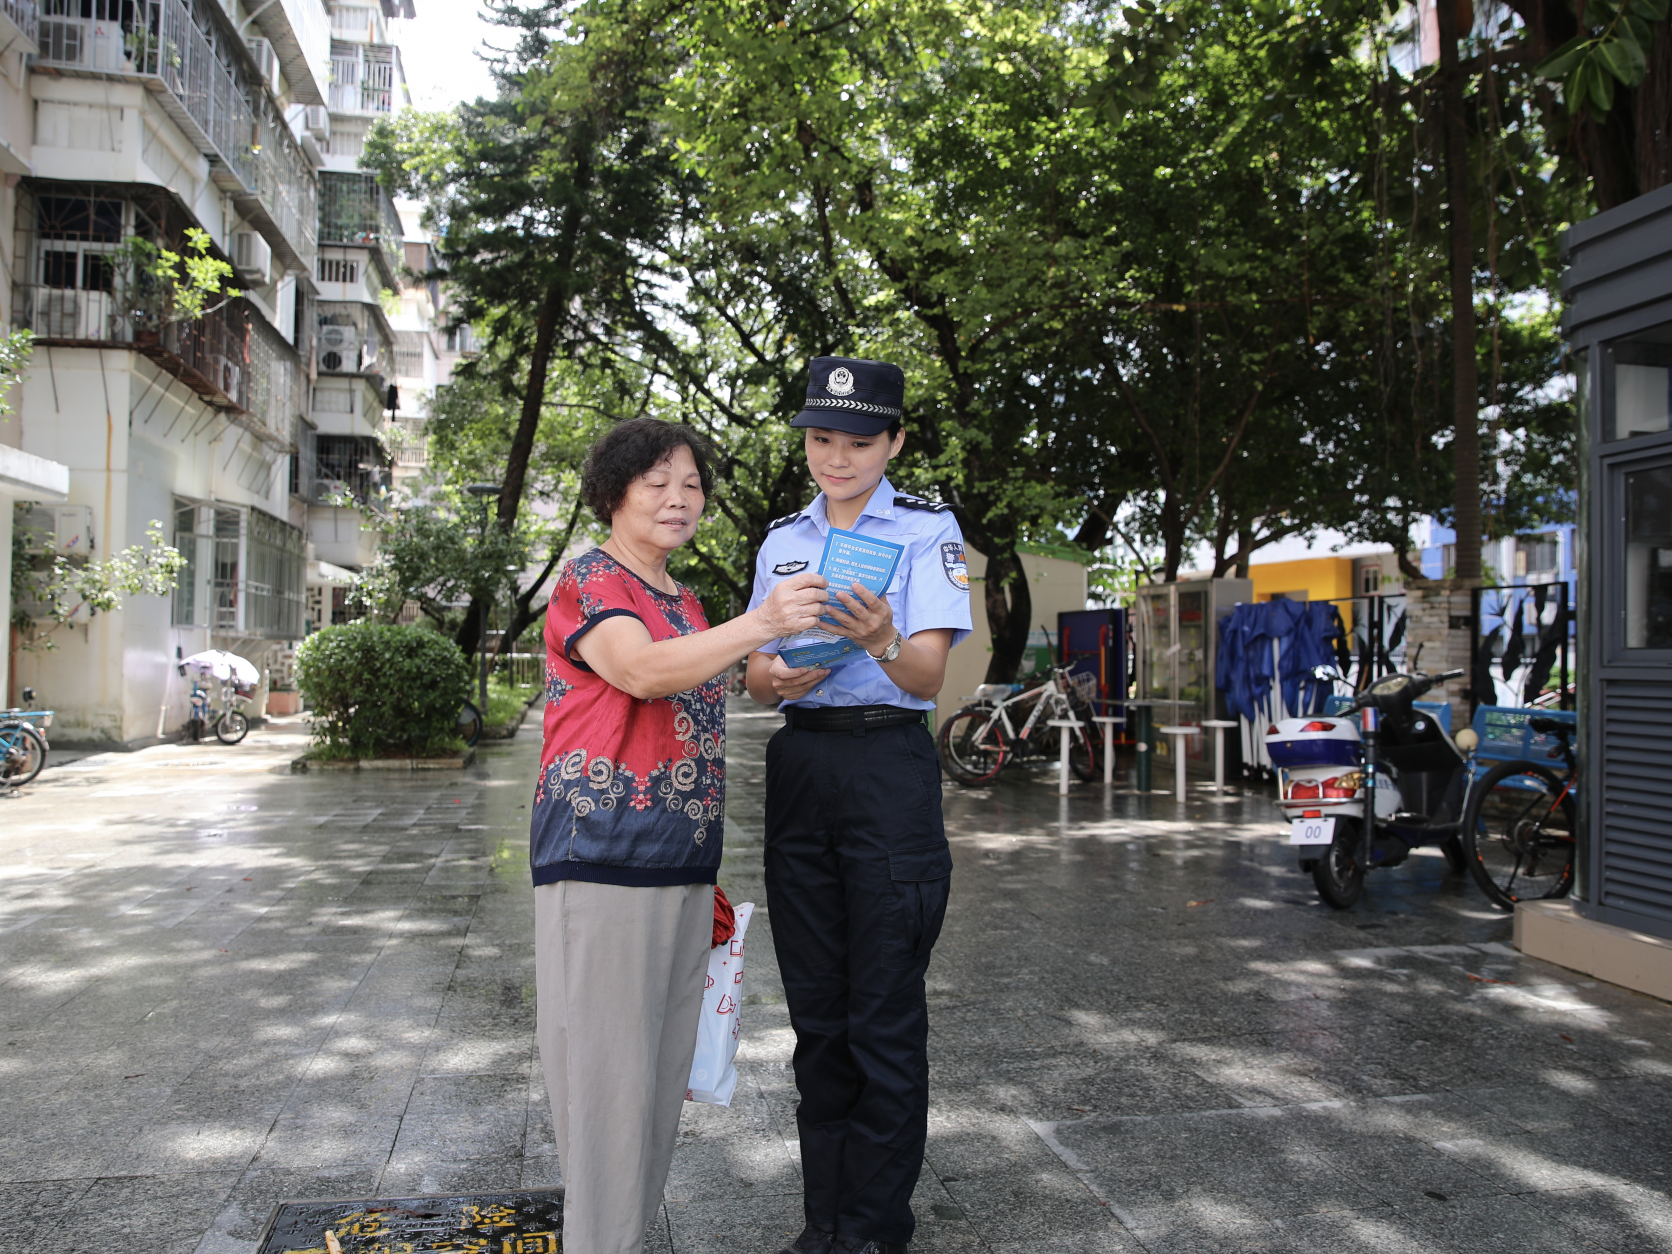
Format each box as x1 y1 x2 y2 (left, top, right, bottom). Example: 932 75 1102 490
393 329 424 379
1517 535 1560 577
317 256 359 285
246 507 305 639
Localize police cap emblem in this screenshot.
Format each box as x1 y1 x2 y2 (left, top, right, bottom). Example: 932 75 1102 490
791 356 905 437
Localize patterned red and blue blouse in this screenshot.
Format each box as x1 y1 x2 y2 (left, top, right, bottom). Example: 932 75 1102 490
529 548 726 888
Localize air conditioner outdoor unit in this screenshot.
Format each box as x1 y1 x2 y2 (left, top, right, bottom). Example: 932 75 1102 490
245 37 279 89
304 105 330 141
316 323 360 373
233 230 272 286
15 503 93 558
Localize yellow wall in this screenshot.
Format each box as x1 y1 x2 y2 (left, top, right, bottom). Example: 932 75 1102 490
1248 557 1355 627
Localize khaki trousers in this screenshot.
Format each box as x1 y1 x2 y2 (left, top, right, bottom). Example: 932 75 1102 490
534 880 712 1254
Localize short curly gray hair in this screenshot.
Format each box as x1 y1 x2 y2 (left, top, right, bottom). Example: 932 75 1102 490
580 419 716 525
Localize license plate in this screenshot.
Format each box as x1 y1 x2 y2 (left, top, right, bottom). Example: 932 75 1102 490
1289 816 1337 845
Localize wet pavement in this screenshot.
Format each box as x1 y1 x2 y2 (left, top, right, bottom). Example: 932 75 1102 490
2 700 1670 1253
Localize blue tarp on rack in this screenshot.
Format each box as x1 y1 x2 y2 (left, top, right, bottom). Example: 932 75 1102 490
1216 599 1349 722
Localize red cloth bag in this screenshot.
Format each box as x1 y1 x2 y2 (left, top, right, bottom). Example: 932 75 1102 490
712 885 736 948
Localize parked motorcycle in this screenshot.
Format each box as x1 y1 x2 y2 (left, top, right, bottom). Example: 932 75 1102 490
1268 667 1474 908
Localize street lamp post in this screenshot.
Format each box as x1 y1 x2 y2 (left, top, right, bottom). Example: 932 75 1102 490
504 564 523 688
465 483 501 713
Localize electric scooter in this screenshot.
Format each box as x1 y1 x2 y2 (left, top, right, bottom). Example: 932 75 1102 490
1267 667 1477 908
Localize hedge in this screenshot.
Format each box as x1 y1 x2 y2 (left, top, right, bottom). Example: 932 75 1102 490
294 622 470 758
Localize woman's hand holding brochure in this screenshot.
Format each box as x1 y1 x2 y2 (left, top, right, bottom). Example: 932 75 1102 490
777 529 905 669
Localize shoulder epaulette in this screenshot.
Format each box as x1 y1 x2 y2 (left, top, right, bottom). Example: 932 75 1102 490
895 495 952 514
767 511 803 532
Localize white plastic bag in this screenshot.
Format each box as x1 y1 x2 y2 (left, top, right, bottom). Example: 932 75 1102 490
686 901 753 1106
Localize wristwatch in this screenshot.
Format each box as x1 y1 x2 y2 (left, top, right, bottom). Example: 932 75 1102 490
868 631 904 663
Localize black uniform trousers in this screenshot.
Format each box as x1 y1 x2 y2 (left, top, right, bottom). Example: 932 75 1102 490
764 717 953 1247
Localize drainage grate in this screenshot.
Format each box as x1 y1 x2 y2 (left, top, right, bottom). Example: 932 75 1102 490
255 1190 563 1253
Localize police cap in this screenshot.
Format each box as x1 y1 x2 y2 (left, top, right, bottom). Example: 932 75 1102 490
790 356 905 437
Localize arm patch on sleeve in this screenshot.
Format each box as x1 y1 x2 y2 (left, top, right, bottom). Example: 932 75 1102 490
940 542 970 591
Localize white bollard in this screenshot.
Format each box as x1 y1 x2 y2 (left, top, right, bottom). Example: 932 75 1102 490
1093 715 1123 786
1049 719 1083 797
1158 725 1199 804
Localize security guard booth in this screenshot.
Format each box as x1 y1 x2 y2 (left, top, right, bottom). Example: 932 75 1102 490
1524 183 1672 980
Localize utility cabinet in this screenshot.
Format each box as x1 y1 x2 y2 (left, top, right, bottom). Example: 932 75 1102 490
1058 607 1125 718
1133 578 1250 759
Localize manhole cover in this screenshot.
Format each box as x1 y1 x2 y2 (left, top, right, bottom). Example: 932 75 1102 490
254 1190 563 1253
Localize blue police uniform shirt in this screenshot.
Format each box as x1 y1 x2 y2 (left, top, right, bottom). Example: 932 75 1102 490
747 476 973 711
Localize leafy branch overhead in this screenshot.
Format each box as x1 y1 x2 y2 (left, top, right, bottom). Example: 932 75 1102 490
10 519 185 651
117 228 240 328
1534 0 1670 117
378 0 1649 679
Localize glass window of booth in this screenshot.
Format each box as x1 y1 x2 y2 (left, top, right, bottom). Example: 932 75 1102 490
1605 321 1672 441
1624 462 1672 649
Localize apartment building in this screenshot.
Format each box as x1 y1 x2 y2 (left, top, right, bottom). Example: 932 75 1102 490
3 0 438 742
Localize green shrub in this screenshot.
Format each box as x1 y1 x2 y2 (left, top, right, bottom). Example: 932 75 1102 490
295 622 471 758
483 674 536 728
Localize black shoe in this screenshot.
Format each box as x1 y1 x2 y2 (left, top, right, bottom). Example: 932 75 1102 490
835 1240 908 1254
775 1226 836 1254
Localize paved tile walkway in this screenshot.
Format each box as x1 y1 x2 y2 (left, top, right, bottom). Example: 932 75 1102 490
1 702 1669 1253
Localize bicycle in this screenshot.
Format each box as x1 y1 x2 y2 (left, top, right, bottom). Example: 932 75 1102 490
1 687 52 788
185 677 251 745
1458 714 1577 911
939 663 1100 786
456 699 484 748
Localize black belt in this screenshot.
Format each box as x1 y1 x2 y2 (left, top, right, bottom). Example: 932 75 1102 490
785 704 925 735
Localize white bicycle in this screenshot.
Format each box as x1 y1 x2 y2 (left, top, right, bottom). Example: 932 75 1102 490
938 663 1100 786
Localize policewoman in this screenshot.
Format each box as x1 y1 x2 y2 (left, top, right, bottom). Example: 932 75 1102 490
745 357 971 1254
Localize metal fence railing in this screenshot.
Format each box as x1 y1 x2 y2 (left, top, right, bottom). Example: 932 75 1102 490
496 652 545 690
1471 580 1575 711
14 264 296 439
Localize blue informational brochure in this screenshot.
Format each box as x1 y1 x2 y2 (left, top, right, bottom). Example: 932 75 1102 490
777 528 905 669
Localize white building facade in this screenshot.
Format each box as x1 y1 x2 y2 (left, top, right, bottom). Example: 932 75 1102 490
3 0 435 743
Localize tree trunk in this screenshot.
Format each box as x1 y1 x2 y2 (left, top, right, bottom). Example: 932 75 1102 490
1637 22 1672 197
498 279 567 532
1437 0 1482 582
1160 494 1186 582
492 495 585 670
457 278 567 661
982 545 1034 685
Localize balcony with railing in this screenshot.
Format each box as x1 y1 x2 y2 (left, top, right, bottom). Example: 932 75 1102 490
11 196 299 448
328 2 382 41
314 433 389 505
318 170 402 283
172 501 305 639
31 0 317 271
328 39 403 115
1 0 37 48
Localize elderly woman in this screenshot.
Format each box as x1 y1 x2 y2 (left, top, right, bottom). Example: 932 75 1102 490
531 418 825 1254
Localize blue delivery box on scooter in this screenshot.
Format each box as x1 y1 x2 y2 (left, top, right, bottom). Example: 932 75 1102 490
1265 718 1363 769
